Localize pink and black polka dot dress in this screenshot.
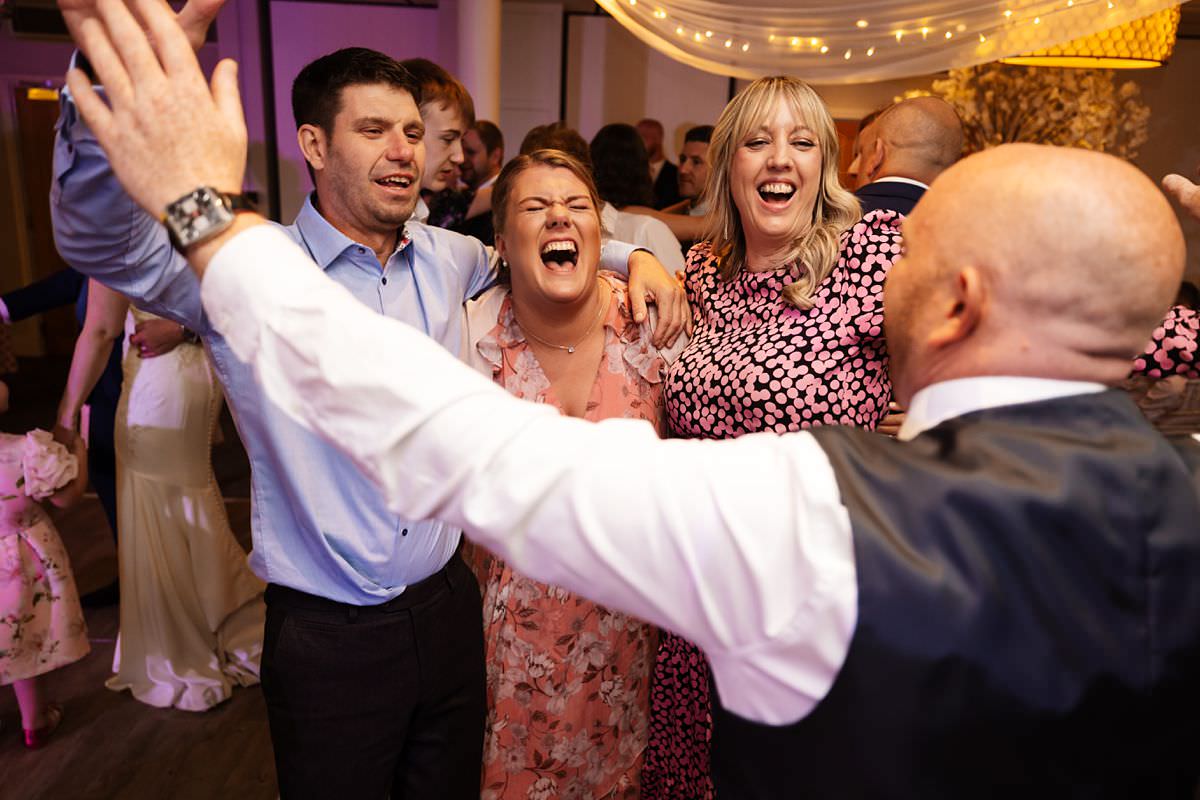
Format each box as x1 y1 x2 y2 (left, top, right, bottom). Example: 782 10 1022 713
664 212 902 440
642 211 904 799
1131 306 1199 378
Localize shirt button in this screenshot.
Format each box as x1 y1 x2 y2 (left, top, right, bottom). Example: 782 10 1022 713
381 277 388 285
401 528 408 537
356 246 365 254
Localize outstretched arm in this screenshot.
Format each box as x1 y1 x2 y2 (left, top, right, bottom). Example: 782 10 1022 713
62 0 857 725
51 0 227 330
0 268 85 323
202 224 857 726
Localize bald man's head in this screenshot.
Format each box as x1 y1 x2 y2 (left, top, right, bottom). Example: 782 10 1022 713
884 143 1185 404
852 97 964 189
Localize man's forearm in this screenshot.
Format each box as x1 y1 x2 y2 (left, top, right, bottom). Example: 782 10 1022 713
198 223 854 726
52 95 204 328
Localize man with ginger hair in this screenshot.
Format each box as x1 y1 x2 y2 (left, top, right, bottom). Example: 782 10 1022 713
849 96 964 216
57 1 1200 793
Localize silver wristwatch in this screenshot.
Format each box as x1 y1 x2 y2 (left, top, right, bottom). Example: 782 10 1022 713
163 187 254 252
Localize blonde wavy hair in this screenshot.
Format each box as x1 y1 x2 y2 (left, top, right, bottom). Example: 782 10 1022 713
703 76 861 309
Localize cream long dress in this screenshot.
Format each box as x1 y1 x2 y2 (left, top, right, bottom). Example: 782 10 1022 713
106 308 264 711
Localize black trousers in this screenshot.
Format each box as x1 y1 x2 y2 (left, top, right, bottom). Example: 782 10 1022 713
87 390 119 543
261 552 486 799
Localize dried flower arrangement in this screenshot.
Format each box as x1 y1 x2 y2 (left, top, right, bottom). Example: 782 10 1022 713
901 63 1150 159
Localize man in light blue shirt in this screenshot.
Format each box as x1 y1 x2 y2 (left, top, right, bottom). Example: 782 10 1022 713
51 27 684 798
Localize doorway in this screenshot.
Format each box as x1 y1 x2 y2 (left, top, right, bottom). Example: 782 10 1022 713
12 82 78 357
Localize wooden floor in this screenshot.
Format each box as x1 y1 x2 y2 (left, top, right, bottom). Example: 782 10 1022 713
0 357 276 799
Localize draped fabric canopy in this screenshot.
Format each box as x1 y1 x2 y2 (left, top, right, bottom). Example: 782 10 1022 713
594 0 1186 83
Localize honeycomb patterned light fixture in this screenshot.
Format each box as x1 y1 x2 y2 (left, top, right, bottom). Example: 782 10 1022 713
1001 5 1181 68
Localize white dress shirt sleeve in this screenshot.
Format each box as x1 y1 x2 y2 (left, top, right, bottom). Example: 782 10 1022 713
636 215 686 274
201 224 858 725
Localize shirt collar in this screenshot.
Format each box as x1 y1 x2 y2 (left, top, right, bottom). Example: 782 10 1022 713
897 376 1108 441
413 197 430 224
477 174 499 192
871 176 929 190
601 202 620 237
295 193 412 271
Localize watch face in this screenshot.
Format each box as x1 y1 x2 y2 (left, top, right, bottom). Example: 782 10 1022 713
166 187 235 250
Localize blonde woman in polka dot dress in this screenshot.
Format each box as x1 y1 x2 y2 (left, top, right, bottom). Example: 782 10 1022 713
642 77 905 799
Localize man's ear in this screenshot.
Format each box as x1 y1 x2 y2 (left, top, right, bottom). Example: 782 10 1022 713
927 265 985 349
298 124 328 173
863 138 886 183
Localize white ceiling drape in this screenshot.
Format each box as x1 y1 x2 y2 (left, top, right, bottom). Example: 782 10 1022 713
593 0 1186 83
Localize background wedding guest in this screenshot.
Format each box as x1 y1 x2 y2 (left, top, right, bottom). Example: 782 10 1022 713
646 75 901 798
401 57 473 226
454 120 504 245
622 125 714 249
677 125 714 217
590 124 686 275
520 121 590 164
56 279 264 710
0 268 122 604
0 380 89 748
637 118 681 209
460 149 684 799
848 96 964 216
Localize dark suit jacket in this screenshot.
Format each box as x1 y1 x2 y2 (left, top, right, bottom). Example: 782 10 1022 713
3 267 85 323
653 160 681 209
855 179 926 217
2 268 122 405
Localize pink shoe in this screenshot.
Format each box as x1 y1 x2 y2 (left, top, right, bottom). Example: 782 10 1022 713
23 703 63 749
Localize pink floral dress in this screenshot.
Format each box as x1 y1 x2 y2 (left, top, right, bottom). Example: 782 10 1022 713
0 431 90 685
466 274 670 800
644 211 904 799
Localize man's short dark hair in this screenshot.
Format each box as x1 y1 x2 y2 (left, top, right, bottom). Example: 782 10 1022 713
473 120 504 157
292 47 420 135
684 125 714 145
399 58 476 127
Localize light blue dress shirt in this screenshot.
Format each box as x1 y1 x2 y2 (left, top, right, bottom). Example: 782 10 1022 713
49 95 514 604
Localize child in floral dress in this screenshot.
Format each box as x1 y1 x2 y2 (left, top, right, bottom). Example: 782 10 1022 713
0 381 90 748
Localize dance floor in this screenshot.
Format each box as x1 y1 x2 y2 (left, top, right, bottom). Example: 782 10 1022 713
0 357 278 799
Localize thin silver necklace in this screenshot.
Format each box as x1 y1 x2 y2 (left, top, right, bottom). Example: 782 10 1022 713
516 287 607 355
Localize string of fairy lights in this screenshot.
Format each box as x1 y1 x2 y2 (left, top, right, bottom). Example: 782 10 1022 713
618 0 1140 62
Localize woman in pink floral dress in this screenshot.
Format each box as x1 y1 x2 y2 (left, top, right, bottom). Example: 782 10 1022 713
460 149 684 799
0 381 90 748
